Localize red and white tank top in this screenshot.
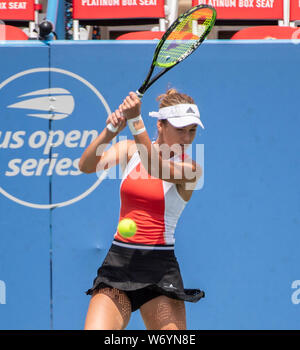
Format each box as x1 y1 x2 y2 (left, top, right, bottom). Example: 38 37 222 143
113 150 187 250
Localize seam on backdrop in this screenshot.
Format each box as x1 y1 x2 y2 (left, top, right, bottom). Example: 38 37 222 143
48 45 54 331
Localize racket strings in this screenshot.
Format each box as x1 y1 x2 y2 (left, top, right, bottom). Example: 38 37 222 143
156 8 215 68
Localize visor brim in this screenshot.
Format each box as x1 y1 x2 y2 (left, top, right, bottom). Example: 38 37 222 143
167 116 205 129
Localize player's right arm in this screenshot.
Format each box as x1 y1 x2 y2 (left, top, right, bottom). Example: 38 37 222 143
79 110 134 174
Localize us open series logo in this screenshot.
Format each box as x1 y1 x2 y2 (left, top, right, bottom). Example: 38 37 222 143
0 67 112 209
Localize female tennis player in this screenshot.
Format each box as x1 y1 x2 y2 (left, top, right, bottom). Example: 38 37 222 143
79 89 205 330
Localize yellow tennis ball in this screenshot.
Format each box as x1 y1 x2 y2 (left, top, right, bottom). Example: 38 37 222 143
118 218 137 238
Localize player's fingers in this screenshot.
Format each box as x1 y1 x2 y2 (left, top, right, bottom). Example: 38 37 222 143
115 109 122 120
123 97 132 107
122 100 131 110
116 110 126 127
120 118 126 127
130 91 140 102
111 113 117 126
125 95 135 107
110 112 119 126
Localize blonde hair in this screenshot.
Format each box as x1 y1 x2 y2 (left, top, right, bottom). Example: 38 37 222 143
157 88 195 108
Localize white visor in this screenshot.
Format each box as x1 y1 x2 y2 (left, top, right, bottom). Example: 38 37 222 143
149 104 204 129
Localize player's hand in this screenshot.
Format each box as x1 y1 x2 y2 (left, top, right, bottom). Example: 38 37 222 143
106 109 126 132
119 92 141 120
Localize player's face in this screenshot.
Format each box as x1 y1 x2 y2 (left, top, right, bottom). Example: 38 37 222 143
159 121 198 152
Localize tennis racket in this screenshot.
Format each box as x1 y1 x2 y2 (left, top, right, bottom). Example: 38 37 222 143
107 4 216 132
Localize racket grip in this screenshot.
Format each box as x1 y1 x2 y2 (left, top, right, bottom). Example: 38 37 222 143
107 90 143 133
136 90 144 99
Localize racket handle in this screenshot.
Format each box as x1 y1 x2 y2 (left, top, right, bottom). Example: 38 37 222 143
107 90 144 133
136 90 144 99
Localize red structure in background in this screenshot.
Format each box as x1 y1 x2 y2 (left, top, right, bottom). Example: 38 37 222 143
0 0 35 21
73 0 165 19
290 0 300 21
231 25 300 39
0 24 29 40
192 0 284 20
116 31 165 40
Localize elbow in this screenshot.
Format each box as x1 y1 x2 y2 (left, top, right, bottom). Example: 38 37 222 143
78 159 93 174
78 158 85 173
80 167 94 174
78 164 87 174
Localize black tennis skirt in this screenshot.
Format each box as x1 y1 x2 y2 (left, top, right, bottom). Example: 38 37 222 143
86 240 205 312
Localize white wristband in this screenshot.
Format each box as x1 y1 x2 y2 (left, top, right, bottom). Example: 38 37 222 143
128 115 146 136
106 123 118 133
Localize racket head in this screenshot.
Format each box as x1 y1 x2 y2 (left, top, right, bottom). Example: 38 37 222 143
154 5 216 69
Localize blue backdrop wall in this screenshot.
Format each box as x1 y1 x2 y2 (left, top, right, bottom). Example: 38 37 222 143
0 40 299 330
